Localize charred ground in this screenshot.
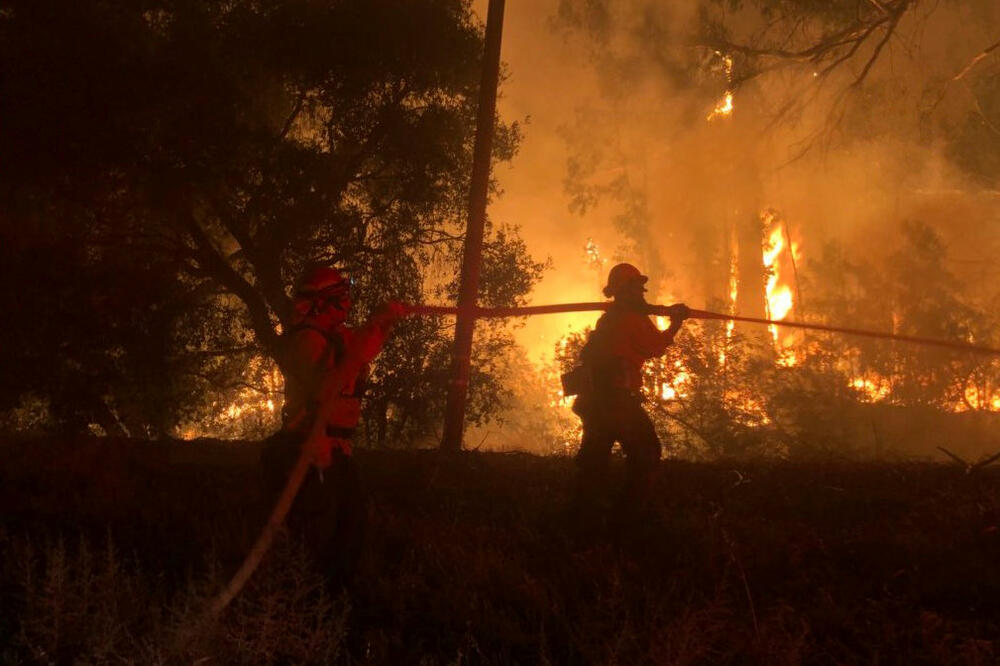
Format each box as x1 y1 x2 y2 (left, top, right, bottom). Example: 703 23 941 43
1 437 998 664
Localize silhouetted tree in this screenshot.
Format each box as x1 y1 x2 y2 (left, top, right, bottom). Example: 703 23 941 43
1 0 543 437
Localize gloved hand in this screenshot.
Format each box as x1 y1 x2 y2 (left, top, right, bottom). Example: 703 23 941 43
372 300 408 328
666 303 691 322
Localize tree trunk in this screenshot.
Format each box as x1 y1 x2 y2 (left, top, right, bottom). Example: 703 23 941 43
735 213 767 326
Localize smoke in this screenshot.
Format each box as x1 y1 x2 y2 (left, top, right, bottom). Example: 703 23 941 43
474 0 1000 364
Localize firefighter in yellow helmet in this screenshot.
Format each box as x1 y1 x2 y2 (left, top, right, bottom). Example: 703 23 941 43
568 263 689 523
261 265 405 585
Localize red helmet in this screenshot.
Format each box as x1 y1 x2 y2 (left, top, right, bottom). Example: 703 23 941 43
294 266 352 318
296 266 348 296
602 263 647 297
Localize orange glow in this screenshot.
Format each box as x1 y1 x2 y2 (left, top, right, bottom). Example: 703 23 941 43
963 381 1000 412
769 285 793 321
761 210 799 357
707 92 734 121
706 53 734 121
724 390 771 426
584 237 607 272
720 233 739 364
176 363 283 439
851 376 890 402
656 359 690 402
775 348 798 368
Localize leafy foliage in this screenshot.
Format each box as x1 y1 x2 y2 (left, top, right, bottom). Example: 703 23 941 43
1 0 544 439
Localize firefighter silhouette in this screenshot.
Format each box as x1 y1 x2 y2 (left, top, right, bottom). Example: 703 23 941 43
261 266 404 584
565 263 689 522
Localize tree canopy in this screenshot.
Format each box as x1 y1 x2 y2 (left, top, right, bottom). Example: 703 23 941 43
1 0 544 439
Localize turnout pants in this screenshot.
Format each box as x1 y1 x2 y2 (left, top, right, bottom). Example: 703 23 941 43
573 392 661 510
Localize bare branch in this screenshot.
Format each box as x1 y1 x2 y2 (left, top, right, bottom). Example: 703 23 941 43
278 89 308 140
976 450 1000 469
953 38 1000 81
817 17 884 80
183 213 281 356
934 446 999 475
852 4 906 87
969 92 1000 137
175 346 260 360
704 0 913 90
936 445 969 468
185 371 279 396
866 0 890 16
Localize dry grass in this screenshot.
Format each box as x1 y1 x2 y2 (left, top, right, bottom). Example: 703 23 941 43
1 437 999 664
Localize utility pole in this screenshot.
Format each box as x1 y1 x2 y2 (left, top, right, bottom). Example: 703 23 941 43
441 0 506 452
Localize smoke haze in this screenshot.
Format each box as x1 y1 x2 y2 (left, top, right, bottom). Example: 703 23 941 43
473 0 1000 365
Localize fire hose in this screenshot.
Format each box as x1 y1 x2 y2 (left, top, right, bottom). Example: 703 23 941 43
199 299 1000 635
405 302 1000 356
194 353 363 635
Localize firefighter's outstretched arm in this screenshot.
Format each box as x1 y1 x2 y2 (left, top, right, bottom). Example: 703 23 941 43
352 300 407 364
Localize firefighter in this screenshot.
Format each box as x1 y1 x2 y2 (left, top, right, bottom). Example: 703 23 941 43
261 265 404 584
569 262 689 522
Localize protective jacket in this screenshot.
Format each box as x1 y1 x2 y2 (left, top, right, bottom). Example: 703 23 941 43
580 303 671 393
281 316 392 463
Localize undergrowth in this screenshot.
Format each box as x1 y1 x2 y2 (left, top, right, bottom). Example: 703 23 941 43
1 437 998 664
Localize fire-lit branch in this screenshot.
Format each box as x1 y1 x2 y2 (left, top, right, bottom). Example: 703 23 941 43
701 0 914 87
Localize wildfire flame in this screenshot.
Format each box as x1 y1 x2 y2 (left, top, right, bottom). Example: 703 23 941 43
963 367 1000 412
707 92 734 121
761 209 799 360
706 53 735 121
851 376 891 402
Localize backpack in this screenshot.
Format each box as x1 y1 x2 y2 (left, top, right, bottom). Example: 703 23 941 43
561 310 634 398
560 316 610 397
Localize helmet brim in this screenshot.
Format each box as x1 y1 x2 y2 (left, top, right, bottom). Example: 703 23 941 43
602 275 648 298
